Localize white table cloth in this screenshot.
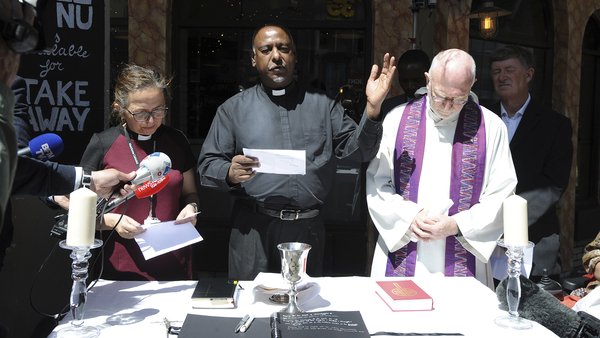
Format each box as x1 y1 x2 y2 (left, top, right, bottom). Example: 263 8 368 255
48 273 558 337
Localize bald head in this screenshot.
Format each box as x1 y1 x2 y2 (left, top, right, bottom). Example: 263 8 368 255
425 49 477 119
428 49 476 88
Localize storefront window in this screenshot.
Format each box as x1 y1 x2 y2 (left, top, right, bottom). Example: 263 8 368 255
172 0 369 140
469 0 549 43
468 0 553 108
181 28 366 139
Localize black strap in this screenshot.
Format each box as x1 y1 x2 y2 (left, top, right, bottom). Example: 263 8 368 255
123 125 157 218
122 124 141 165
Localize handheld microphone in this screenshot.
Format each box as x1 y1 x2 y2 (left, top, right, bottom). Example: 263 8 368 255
496 275 582 337
130 152 172 186
50 152 172 238
108 151 171 197
17 133 63 160
50 175 171 239
102 174 170 214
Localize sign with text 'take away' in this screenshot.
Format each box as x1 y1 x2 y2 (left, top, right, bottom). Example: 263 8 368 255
17 0 108 165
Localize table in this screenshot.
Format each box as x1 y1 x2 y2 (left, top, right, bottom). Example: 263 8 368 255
48 274 558 337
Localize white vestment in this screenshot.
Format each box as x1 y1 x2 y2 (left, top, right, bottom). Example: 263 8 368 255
367 98 517 289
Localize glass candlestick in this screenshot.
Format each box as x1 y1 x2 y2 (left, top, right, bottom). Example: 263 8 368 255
495 239 535 330
57 239 102 338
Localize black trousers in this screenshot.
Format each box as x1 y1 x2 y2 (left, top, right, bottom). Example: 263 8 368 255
228 200 325 280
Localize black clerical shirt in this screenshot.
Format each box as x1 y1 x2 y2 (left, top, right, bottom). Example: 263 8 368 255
197 81 382 209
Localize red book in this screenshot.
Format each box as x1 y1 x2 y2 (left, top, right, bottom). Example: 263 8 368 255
375 280 433 311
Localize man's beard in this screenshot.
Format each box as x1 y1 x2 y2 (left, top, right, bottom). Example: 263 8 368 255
273 76 285 84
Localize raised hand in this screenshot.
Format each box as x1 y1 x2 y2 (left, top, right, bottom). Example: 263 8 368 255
365 53 396 120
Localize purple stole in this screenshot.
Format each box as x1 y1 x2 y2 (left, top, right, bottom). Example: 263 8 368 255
386 95 486 277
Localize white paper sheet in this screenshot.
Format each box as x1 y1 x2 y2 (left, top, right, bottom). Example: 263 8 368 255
243 148 305 175
134 220 203 260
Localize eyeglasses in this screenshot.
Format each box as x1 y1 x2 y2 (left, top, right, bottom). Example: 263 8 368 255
124 107 169 122
430 95 468 106
429 87 468 106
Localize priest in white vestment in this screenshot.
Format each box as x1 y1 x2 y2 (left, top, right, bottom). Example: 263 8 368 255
367 49 517 289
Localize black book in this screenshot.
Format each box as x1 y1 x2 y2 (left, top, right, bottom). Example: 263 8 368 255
191 278 240 309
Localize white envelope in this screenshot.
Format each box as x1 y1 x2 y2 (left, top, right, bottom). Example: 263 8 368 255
243 148 305 175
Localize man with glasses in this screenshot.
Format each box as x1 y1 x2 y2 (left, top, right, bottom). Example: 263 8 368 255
366 49 517 288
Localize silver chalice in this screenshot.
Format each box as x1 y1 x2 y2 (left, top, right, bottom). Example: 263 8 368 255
277 242 311 313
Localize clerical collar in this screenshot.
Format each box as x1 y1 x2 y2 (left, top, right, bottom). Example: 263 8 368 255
263 81 296 97
123 124 164 140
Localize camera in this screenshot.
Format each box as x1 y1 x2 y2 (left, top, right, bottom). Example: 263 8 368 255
0 0 52 53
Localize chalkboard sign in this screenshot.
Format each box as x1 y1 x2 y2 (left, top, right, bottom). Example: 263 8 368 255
17 0 108 166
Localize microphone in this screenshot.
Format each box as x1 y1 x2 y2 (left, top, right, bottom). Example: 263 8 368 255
102 174 170 214
107 151 172 197
496 275 584 337
17 133 63 160
50 175 171 239
130 152 172 186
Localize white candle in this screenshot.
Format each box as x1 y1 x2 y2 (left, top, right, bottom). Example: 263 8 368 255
66 187 97 247
503 194 528 247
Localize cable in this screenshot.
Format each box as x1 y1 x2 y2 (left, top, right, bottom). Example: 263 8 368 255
87 197 127 291
28 189 128 323
28 239 62 320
